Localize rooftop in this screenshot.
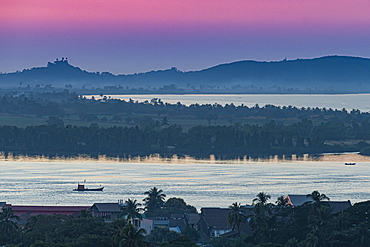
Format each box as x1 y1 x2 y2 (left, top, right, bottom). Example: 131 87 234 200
91 203 121 212
285 195 314 207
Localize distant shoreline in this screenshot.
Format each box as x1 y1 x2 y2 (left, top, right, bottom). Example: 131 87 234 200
81 91 370 96
82 93 370 112
0 152 367 164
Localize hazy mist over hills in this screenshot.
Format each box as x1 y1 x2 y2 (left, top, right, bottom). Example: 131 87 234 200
1 56 370 93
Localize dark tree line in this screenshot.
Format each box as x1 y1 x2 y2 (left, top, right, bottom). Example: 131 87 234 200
0 91 368 125
0 118 369 158
221 192 370 247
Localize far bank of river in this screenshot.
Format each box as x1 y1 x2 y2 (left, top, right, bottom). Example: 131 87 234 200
84 93 370 112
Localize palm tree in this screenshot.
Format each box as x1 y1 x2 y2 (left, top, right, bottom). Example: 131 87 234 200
250 192 272 244
118 223 148 247
306 191 330 205
253 192 271 205
276 196 288 208
249 203 269 243
0 207 20 245
305 191 331 235
122 198 142 223
308 204 332 229
111 219 128 246
228 202 247 237
143 187 166 216
252 192 272 218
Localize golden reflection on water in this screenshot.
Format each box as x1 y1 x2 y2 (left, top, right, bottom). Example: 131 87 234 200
144 177 204 181
93 175 128 178
317 153 370 162
0 152 368 164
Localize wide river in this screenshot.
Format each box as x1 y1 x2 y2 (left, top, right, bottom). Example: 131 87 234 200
88 93 370 112
3 94 370 209
1 153 370 209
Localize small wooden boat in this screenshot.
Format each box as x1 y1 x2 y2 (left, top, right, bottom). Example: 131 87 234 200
73 184 104 191
345 163 356 165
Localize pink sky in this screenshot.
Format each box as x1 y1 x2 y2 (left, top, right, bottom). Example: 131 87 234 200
1 0 370 74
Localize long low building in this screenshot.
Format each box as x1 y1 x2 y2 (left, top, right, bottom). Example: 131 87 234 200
9 205 91 217
0 203 92 225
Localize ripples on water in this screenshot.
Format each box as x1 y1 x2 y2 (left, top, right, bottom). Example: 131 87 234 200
0 153 369 209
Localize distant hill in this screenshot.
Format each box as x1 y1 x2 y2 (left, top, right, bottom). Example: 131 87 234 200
1 56 370 93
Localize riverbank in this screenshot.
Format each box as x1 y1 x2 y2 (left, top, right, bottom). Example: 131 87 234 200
83 93 370 111
0 152 367 164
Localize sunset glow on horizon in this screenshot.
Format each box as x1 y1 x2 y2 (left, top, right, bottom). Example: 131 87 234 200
1 0 370 74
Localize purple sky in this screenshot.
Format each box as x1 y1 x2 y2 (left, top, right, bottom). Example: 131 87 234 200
1 0 370 74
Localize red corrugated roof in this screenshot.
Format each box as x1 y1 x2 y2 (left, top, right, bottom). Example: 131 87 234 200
9 205 91 216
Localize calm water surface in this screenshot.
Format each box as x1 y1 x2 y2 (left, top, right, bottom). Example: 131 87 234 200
1 154 370 209
88 94 370 112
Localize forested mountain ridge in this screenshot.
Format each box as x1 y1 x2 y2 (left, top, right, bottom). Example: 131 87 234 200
1 56 370 93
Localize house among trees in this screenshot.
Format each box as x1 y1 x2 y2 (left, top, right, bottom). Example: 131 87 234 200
140 213 198 237
90 203 122 222
322 200 352 213
198 208 233 238
169 214 186 233
197 207 252 240
285 194 352 213
141 216 170 235
185 212 201 229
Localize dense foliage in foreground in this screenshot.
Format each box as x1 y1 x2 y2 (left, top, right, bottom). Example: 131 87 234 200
218 193 370 247
0 187 197 247
2 191 370 247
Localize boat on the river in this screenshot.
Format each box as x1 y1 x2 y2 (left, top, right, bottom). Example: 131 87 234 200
345 163 356 165
73 183 104 191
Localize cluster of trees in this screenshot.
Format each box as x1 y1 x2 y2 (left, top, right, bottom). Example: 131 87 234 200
0 187 198 247
139 187 197 217
220 191 370 247
68 96 367 125
0 118 369 158
0 93 66 118
0 91 369 125
0 91 369 158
